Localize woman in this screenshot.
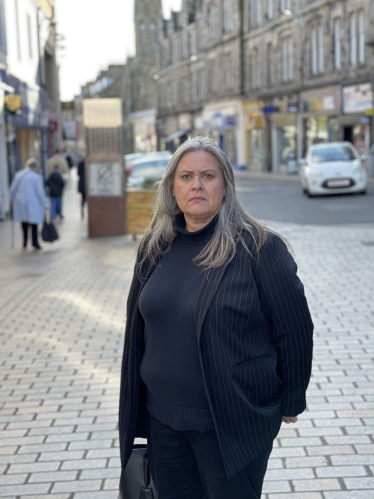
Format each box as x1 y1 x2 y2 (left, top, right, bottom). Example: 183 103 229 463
119 137 313 499
77 156 86 218
10 158 49 250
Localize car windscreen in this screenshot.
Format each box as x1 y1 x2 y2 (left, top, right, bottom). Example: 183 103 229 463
130 159 169 177
311 146 357 163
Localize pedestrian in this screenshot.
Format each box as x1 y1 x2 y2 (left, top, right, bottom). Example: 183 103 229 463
46 149 69 178
118 137 314 499
10 158 49 250
77 157 86 218
46 165 65 220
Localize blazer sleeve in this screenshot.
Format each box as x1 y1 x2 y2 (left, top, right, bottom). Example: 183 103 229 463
253 233 314 417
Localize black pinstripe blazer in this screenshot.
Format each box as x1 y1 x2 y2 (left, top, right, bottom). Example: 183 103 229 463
118 231 314 479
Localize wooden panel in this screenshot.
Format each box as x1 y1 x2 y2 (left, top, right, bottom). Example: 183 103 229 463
126 189 157 235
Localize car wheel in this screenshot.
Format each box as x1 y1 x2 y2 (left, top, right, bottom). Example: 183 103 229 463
359 189 367 195
306 189 314 198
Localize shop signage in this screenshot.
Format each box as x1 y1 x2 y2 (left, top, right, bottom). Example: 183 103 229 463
209 113 236 129
364 108 374 116
6 74 47 128
360 116 370 125
88 162 122 197
287 102 299 113
263 105 279 114
61 101 74 111
5 94 22 113
343 84 373 114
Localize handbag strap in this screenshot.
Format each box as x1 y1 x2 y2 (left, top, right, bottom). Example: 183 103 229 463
143 449 151 488
12 170 31 199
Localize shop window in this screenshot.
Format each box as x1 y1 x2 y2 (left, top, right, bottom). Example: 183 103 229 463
333 19 341 70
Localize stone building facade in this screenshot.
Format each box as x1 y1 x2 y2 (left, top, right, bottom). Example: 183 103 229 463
157 0 246 166
157 0 374 172
122 0 162 154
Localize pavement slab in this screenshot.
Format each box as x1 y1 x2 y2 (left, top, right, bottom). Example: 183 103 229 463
0 173 373 498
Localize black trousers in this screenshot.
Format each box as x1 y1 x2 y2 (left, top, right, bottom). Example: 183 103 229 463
147 414 272 499
21 223 39 248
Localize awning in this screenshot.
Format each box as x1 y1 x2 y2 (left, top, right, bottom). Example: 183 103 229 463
163 129 190 142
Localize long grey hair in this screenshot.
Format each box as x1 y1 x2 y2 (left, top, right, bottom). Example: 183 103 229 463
137 136 287 273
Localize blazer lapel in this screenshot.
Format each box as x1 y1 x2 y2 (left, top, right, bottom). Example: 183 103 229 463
194 264 228 345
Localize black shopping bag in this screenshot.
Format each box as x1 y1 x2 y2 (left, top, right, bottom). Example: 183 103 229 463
42 220 59 243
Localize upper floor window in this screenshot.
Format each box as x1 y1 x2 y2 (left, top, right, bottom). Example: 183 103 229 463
280 0 291 13
208 6 217 41
209 58 218 92
311 25 323 75
191 71 197 102
27 13 33 58
250 48 260 89
358 10 365 64
282 37 293 82
267 42 273 85
267 0 274 20
250 0 261 28
350 12 356 65
189 31 196 56
0 0 7 52
139 23 146 44
224 0 233 33
333 18 341 70
149 24 156 55
224 53 232 89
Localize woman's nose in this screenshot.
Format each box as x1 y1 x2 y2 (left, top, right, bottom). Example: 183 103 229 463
192 174 203 190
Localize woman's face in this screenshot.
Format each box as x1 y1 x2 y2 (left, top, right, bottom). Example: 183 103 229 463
173 151 226 223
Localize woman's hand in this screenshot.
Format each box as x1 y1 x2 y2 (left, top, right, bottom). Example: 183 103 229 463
282 416 298 424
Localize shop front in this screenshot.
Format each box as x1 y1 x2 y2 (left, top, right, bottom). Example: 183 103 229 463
202 100 245 168
268 95 298 173
300 86 341 157
243 100 266 171
129 108 157 154
340 83 373 157
6 74 48 180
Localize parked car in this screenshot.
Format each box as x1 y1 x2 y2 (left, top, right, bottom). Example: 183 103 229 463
124 153 145 176
127 152 172 189
370 143 374 178
298 142 368 197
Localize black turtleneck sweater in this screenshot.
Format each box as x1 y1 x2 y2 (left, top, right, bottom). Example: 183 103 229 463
139 214 216 432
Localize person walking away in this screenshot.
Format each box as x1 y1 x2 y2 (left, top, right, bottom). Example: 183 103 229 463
10 158 49 250
46 149 69 178
77 158 86 218
47 165 65 220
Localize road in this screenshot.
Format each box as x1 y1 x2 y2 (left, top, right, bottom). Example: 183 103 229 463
235 177 374 225
0 172 373 499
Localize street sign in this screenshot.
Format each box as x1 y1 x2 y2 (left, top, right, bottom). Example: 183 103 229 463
88 162 122 197
364 108 374 116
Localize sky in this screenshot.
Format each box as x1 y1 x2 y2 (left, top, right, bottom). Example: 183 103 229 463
56 0 182 101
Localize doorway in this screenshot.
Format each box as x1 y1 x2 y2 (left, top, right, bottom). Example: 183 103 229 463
343 126 353 143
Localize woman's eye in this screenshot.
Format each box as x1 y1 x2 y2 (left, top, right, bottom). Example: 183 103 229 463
205 174 213 179
182 174 191 180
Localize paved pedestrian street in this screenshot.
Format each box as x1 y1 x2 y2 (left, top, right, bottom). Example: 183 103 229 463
0 175 373 499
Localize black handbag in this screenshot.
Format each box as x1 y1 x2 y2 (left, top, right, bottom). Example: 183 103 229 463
119 444 158 499
41 219 59 243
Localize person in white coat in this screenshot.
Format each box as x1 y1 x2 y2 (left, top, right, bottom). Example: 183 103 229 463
10 158 49 250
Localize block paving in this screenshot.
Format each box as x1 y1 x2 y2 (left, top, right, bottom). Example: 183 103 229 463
0 176 373 498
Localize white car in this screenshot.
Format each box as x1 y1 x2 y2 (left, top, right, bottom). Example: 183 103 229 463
299 142 368 196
